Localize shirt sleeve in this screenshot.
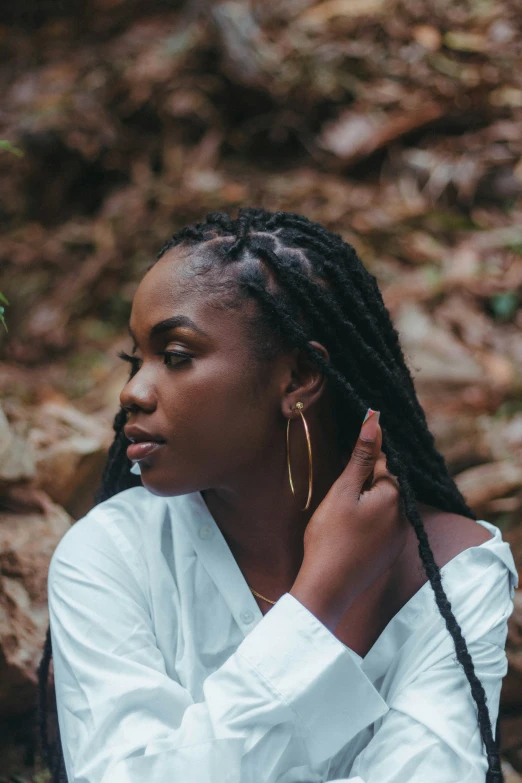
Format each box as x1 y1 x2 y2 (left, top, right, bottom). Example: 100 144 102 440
326 557 515 783
47 514 389 783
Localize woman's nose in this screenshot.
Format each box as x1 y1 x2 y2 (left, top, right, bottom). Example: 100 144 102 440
120 375 156 413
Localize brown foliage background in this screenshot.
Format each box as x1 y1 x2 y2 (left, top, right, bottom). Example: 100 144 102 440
0 0 522 780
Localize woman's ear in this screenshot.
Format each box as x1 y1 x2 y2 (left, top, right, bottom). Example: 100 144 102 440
283 341 330 416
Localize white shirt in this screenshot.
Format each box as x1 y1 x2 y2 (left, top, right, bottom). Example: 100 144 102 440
48 485 519 783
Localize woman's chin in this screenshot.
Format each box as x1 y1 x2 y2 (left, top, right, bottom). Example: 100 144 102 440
138 470 199 498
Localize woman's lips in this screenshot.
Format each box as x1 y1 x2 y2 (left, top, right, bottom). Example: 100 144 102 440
126 441 165 461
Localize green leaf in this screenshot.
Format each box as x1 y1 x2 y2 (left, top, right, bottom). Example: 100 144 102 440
0 139 24 157
0 292 8 331
490 291 519 321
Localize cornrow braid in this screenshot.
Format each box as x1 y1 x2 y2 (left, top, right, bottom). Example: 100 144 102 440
266 212 421 394
37 206 504 783
227 206 258 258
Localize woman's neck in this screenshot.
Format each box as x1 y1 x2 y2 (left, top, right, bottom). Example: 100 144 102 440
201 392 349 593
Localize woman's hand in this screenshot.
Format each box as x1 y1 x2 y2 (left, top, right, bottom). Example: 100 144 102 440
290 410 410 632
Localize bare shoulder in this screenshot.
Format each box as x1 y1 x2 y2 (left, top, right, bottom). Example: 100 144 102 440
419 508 494 570
396 506 494 599
332 508 493 657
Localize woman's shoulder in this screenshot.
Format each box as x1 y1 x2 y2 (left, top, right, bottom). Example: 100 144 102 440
52 487 204 568
406 509 516 591
420 511 493 565
50 486 161 574
427 513 517 591
414 514 518 643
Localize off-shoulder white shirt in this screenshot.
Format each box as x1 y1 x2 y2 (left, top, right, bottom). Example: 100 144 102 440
48 486 518 783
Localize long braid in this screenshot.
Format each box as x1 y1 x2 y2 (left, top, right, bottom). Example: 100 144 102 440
267 212 425 400
232 224 501 779
266 218 433 421
36 626 56 777
265 218 442 432
245 270 473 516
266 211 400 351
37 206 503 782
240 264 499 751
247 235 472 513
93 407 141 505
265 220 472 510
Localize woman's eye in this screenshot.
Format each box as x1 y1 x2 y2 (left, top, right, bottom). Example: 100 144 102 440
116 350 191 375
162 351 191 368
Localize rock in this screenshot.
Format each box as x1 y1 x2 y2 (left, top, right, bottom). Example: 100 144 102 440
501 759 522 782
453 461 522 512
0 405 14 462
0 503 72 718
502 587 522 713
29 401 113 519
0 398 112 520
394 302 484 386
0 408 36 483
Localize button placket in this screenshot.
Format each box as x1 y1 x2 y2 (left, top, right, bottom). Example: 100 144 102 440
182 492 264 634
240 609 254 624
199 524 213 540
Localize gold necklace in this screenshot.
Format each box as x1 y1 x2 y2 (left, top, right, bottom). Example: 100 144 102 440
249 587 277 605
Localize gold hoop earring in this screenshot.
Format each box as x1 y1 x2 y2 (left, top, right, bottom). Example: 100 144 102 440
286 401 313 511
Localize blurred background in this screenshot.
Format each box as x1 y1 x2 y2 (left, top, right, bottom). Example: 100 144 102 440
1 0 522 780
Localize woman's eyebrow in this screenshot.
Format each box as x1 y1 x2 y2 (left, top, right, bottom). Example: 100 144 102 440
127 315 211 345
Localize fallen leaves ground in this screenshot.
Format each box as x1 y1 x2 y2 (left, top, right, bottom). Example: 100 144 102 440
0 0 521 779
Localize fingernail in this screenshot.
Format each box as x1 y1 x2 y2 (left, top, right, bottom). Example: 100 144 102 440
362 407 376 424
361 409 380 441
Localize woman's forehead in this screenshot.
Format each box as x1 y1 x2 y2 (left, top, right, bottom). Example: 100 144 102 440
129 254 256 346
133 244 215 305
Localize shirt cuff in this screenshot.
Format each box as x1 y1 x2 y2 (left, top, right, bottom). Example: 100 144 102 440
236 591 389 766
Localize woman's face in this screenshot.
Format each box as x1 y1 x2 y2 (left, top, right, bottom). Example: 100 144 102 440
119 244 291 497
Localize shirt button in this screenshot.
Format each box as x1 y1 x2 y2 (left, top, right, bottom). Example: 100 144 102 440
240 609 254 624
198 525 213 539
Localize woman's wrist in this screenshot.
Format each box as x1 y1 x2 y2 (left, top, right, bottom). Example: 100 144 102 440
289 568 350 633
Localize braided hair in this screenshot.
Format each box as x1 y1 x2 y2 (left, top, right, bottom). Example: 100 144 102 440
37 207 503 782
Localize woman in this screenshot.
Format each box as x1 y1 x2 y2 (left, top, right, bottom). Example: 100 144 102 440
37 207 517 782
